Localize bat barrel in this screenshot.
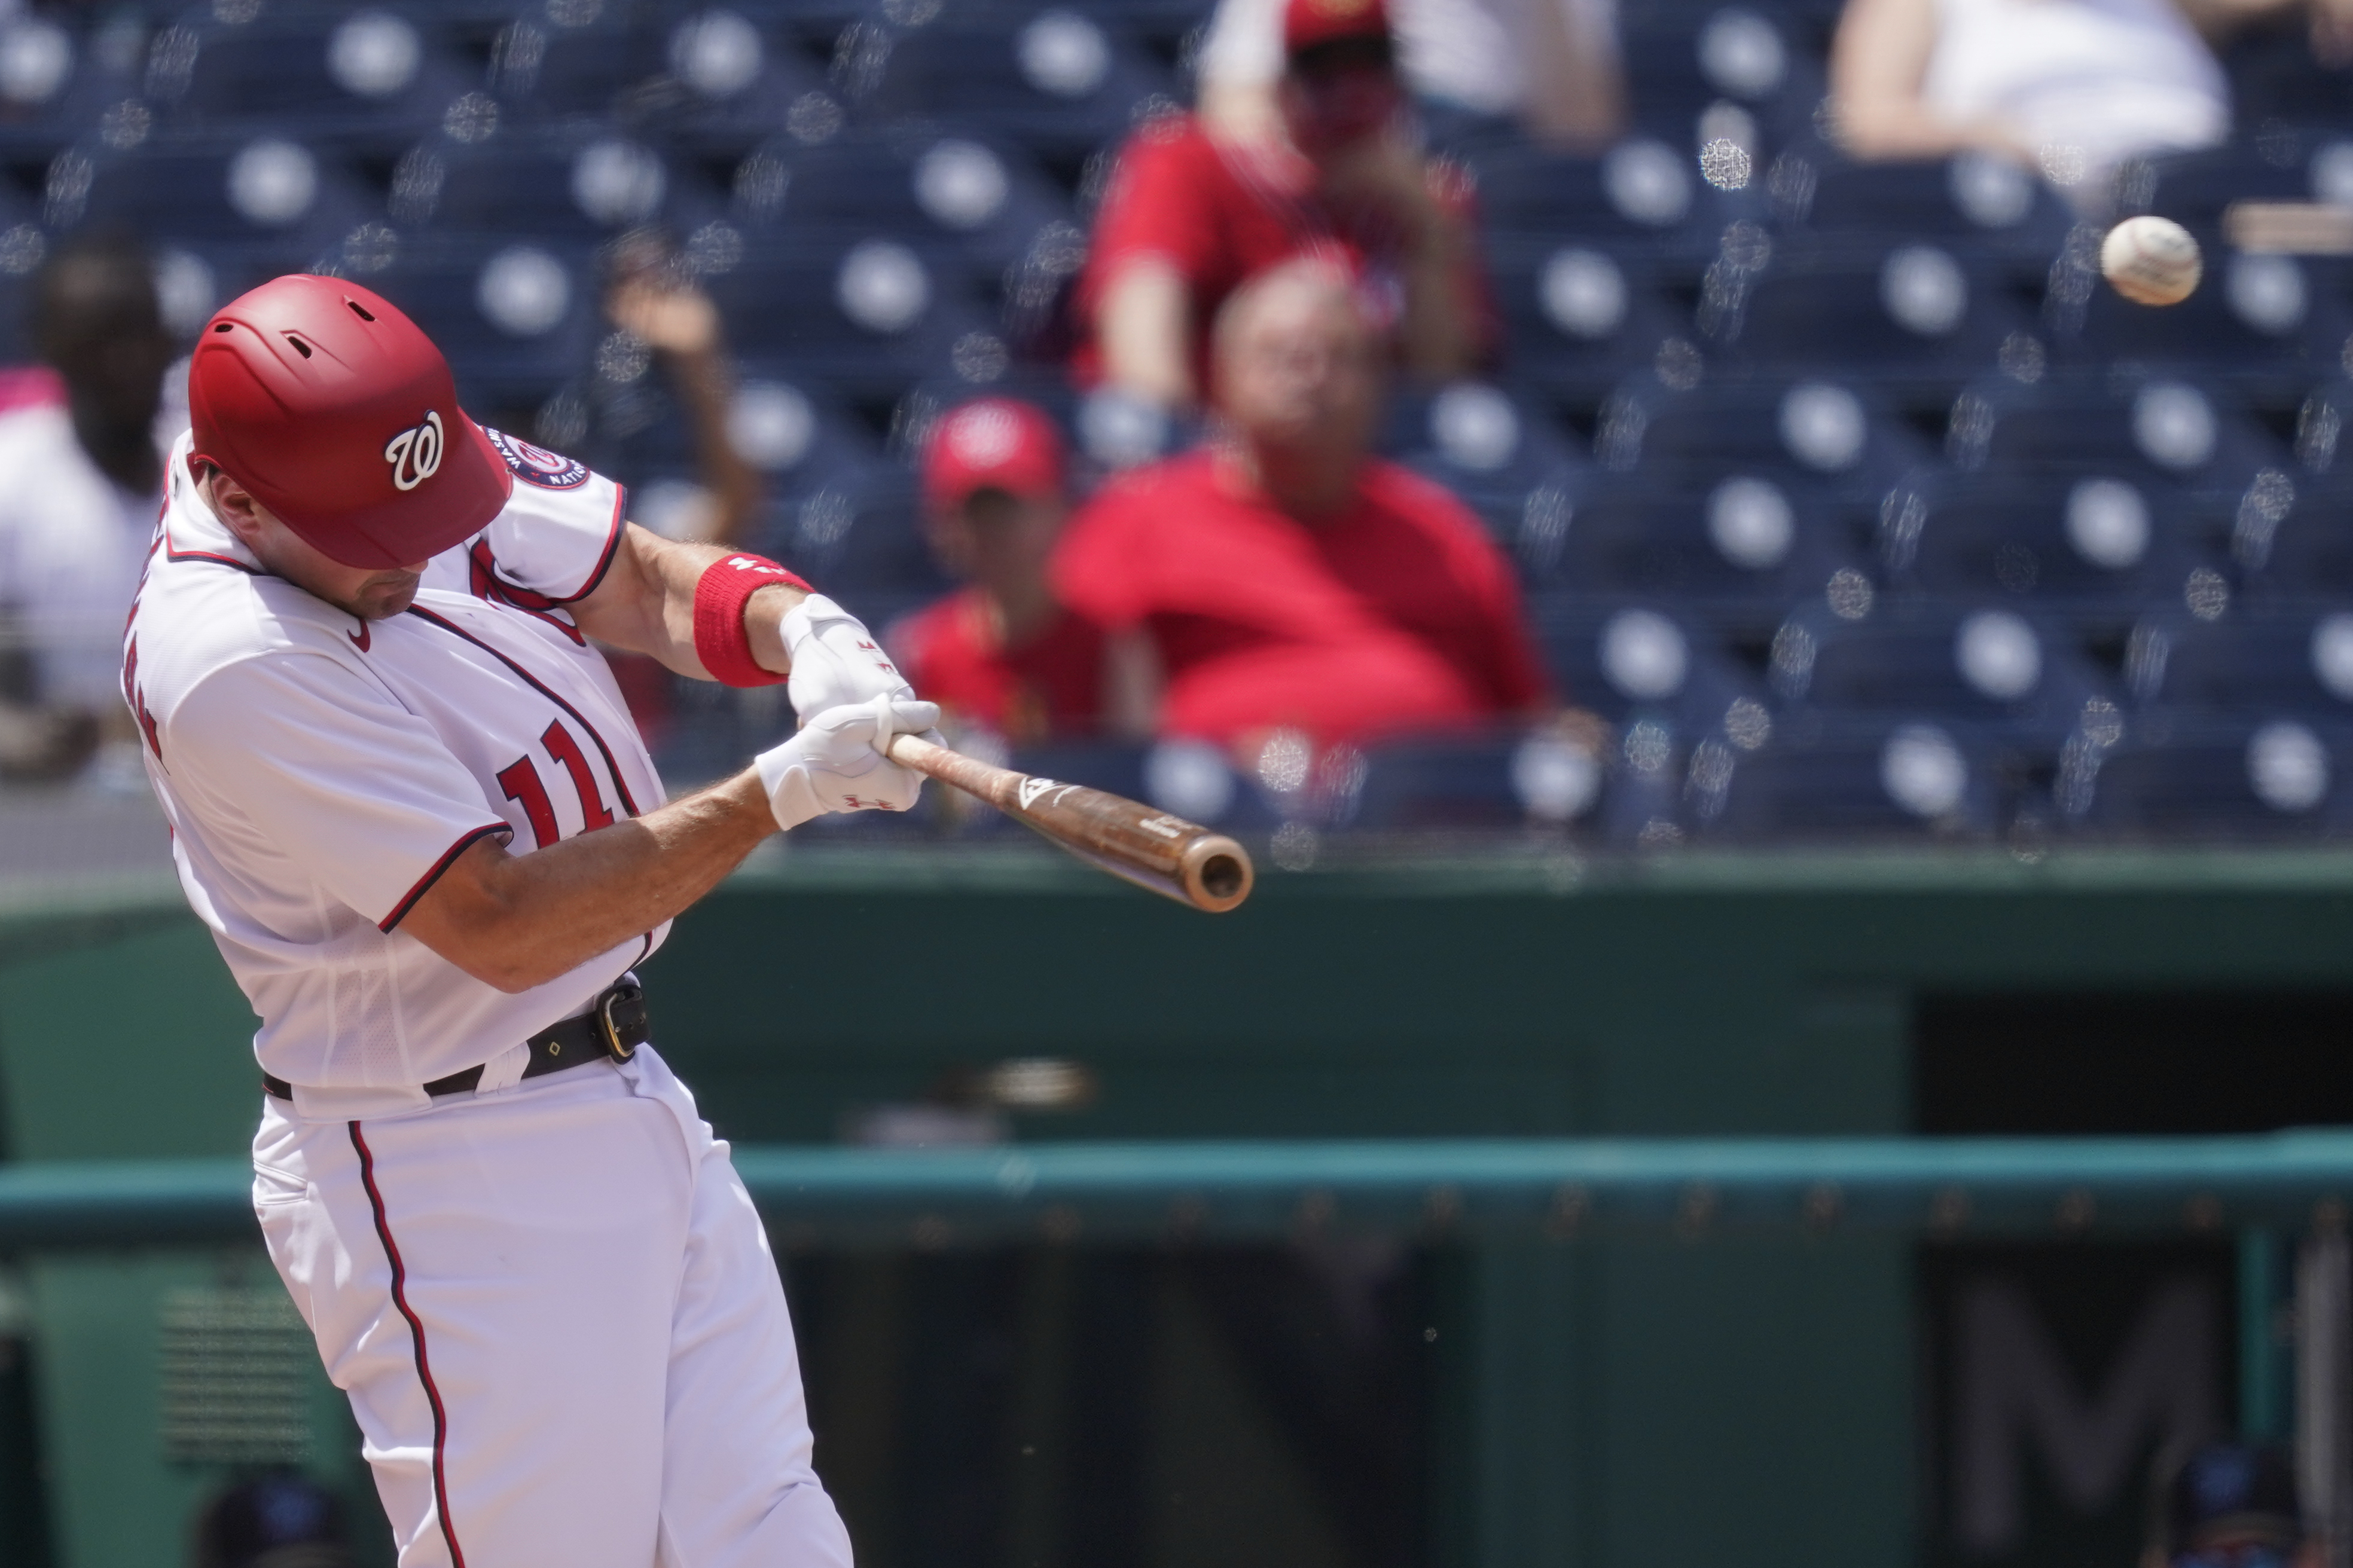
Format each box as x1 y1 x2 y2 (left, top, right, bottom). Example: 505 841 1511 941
1180 834 1253 913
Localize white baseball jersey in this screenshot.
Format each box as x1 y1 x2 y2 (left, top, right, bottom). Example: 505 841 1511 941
126 427 669 1092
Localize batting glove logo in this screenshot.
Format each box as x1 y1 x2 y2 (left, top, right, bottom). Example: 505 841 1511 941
384 410 445 492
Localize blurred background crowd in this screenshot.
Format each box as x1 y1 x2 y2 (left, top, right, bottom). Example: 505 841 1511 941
0 1 2351 1566
1 0 2352 873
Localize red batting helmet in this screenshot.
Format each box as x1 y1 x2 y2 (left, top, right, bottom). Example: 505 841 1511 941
188 275 512 569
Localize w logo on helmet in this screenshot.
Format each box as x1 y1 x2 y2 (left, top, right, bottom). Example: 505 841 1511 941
383 411 445 492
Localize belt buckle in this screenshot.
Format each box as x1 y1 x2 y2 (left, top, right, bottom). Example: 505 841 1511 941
595 982 646 1062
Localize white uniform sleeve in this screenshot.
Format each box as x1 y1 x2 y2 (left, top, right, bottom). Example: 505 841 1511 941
1197 0 1284 89
469 429 628 607
164 652 513 933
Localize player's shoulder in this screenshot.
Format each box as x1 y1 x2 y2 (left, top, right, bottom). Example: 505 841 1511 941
134 553 370 718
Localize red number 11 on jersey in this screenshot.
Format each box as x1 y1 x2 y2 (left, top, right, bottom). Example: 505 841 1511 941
496 719 619 849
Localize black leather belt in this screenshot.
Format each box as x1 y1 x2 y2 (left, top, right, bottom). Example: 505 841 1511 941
264 979 649 1102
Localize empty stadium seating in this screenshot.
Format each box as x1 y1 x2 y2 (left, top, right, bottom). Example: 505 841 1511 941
3 0 2346 846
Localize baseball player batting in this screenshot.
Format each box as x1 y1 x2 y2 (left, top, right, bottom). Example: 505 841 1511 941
123 276 933 1564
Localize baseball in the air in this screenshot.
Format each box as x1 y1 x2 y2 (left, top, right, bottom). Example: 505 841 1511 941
2101 216 2204 307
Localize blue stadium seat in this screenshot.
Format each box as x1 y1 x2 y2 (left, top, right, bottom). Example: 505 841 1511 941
1470 138 1734 267
149 9 477 157
586 365 890 512
364 234 602 392
1485 236 1693 402
2241 478 2353 599
2123 609 2353 717
1692 716 2000 839
1533 601 1766 732
2136 138 2333 237
0 11 139 163
752 464 951 601
54 135 373 257
1394 381 1586 538
2074 716 2353 837
1770 600 2114 745
703 230 1002 396
1346 741 1540 832
728 130 1075 277
390 132 724 239
1945 372 2285 499
1769 146 2075 284
1617 8 1823 157
1717 239 2033 396
1530 473 1869 634
844 11 1179 163
2218 28 2353 126
642 11 837 159
1595 372 1931 500
2067 250 2349 396
1882 470 2224 623
482 5 682 120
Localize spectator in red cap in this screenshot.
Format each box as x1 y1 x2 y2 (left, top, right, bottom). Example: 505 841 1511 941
1197 0 1624 151
1076 0 1491 415
1055 259 1550 750
888 398 1111 741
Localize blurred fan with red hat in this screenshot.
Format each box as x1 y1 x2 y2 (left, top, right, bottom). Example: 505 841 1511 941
1193 0 1624 152
1075 0 1497 421
886 398 1120 744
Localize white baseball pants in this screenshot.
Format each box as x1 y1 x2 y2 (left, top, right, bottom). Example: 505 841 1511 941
251 1044 853 1568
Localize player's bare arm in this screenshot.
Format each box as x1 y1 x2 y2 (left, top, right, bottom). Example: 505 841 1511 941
565 521 808 680
402 769 776 992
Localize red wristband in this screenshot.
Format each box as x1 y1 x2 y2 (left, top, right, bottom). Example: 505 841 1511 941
692 554 809 687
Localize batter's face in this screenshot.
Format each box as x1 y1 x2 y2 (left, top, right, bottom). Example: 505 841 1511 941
204 470 428 621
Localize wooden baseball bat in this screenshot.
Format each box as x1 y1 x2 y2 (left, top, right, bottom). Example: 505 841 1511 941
881 732 1254 913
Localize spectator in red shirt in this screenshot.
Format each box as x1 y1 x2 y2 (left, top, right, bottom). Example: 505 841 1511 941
887 398 1111 741
1054 258 1552 750
1077 0 1489 414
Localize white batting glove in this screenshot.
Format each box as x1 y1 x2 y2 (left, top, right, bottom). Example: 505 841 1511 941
755 697 941 832
783 594 916 726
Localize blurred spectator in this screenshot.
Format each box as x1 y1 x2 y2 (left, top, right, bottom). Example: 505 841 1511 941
2143 1444 2320 1568
1829 0 2353 197
0 233 172 781
1055 258 1552 750
189 1471 353 1568
1078 0 1491 414
605 234 762 548
1195 0 1626 149
888 398 1113 741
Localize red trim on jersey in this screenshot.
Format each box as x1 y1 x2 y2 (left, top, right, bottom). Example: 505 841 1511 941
467 543 590 647
403 606 643 816
378 823 510 934
550 482 628 604
350 1123 469 1568
160 510 265 574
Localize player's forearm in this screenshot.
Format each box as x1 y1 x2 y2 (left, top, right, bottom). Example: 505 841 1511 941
571 523 807 680
405 770 775 993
